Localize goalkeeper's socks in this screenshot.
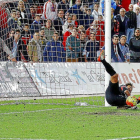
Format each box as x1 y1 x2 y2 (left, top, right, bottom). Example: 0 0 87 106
101 59 116 76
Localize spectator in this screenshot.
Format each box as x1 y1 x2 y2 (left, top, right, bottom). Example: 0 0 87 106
8 29 15 38
62 24 74 51
92 3 101 20
115 8 129 37
66 27 80 62
111 34 125 62
86 20 105 48
98 15 105 31
111 8 119 37
0 3 9 40
84 32 100 62
119 35 130 62
21 23 31 45
28 5 36 25
129 28 140 62
44 19 56 41
0 37 16 61
125 4 137 44
27 31 43 62
68 0 84 25
78 25 85 35
31 14 42 38
7 29 29 61
79 30 89 62
7 9 18 33
62 15 73 34
16 10 24 29
22 0 33 16
57 0 69 14
17 0 28 24
133 0 140 12
43 32 66 62
42 0 58 20
84 8 94 30
71 14 78 27
135 7 140 28
39 28 47 49
53 9 65 41
114 0 122 16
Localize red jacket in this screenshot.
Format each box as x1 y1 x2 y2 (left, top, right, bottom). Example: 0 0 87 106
0 7 8 29
86 26 105 49
121 0 131 11
98 20 105 31
62 30 72 51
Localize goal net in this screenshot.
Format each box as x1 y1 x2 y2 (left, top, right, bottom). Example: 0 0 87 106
0 0 106 107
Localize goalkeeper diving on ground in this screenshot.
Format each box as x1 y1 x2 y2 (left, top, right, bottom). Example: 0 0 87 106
99 50 140 109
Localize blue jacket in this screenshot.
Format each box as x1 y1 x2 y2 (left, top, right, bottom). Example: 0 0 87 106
31 20 42 38
43 39 66 62
84 14 94 30
68 4 84 25
85 40 100 61
101 0 116 15
102 42 125 62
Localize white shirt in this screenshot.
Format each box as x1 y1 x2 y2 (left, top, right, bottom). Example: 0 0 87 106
136 14 140 28
92 10 102 20
42 1 58 20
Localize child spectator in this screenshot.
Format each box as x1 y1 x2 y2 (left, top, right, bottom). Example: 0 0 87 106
71 14 78 27
43 32 66 62
31 14 42 38
62 23 74 50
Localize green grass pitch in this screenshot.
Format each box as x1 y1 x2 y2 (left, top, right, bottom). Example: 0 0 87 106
0 96 140 140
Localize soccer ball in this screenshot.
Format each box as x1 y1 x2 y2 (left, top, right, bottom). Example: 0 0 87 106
126 96 137 107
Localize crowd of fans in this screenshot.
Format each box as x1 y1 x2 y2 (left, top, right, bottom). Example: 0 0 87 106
0 0 140 62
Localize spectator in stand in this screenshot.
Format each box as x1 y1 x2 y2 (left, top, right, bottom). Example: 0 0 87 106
98 15 105 31
42 0 58 20
111 8 119 37
84 32 99 62
27 31 43 62
57 0 69 14
129 28 140 62
78 25 85 36
79 30 89 62
114 0 122 16
6 29 15 49
17 0 28 24
8 29 15 38
101 0 116 15
119 35 130 62
22 0 33 16
53 9 65 41
62 24 74 51
21 23 31 45
115 8 129 37
7 9 18 33
16 10 24 29
28 5 36 25
39 28 47 49
98 34 125 62
7 29 29 61
135 7 140 28
0 4 9 40
133 0 140 12
92 3 102 20
71 14 78 27
125 4 137 44
68 0 84 25
86 20 105 49
62 15 73 34
66 27 80 62
120 0 131 11
43 32 66 62
44 19 56 41
31 14 42 38
84 8 94 30
0 37 16 61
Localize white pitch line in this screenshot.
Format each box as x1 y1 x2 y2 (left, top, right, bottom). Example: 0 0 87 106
106 136 140 140
0 138 54 140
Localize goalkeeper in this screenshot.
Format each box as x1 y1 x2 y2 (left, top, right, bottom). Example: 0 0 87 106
100 50 140 108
